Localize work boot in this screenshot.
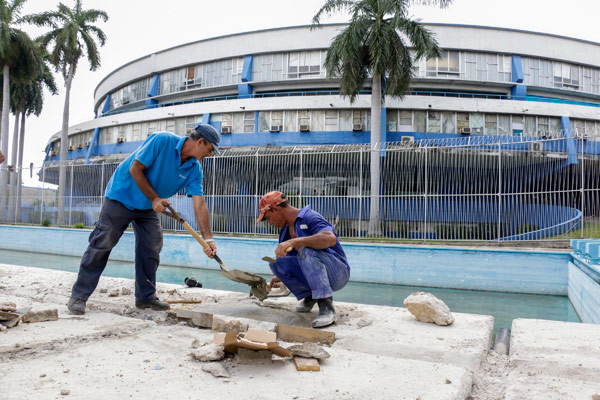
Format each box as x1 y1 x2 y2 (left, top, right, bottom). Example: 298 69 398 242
312 297 336 328
135 298 170 311
295 295 317 313
67 297 86 315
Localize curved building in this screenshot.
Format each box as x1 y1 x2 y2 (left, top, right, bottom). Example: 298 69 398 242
40 23 600 240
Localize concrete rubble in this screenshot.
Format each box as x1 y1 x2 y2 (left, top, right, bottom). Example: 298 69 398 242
1 263 599 399
403 291 455 326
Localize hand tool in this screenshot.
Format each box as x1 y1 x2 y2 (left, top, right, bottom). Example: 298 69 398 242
161 202 269 300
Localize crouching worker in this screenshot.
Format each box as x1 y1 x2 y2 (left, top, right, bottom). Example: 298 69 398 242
257 191 350 328
67 124 221 315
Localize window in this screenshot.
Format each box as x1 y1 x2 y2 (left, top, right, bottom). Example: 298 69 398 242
352 110 367 130
427 111 441 133
442 112 455 134
298 110 310 127
325 110 338 131
387 110 398 131
498 115 510 136
284 111 297 132
426 50 459 77
485 114 497 135
271 111 283 129
287 51 325 79
456 113 469 131
537 117 549 137
244 112 255 133
399 111 412 130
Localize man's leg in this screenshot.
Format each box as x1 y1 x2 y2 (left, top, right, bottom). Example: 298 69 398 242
131 209 164 305
70 199 131 306
296 247 350 299
269 256 312 300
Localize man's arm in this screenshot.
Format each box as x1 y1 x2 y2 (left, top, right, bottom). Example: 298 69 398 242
192 195 216 257
275 230 337 258
129 160 169 212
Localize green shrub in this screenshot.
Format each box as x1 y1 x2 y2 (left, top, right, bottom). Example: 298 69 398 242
41 218 50 227
73 223 85 229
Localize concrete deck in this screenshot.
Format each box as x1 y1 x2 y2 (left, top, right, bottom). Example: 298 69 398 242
1 263 599 399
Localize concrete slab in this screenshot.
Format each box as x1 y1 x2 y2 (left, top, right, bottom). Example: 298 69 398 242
506 318 600 400
0 323 472 400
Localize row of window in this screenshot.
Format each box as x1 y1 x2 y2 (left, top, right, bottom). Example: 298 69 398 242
99 48 600 116
61 111 600 153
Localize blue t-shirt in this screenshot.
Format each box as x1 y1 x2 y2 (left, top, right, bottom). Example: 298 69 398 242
279 205 349 267
105 132 204 210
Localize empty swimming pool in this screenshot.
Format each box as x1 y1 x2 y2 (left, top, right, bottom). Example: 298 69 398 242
0 249 579 331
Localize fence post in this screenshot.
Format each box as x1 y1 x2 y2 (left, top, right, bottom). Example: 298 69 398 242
424 144 428 243
497 141 502 242
580 135 584 238
254 149 259 235
299 149 303 208
40 166 45 223
100 162 105 209
358 147 363 239
68 162 74 226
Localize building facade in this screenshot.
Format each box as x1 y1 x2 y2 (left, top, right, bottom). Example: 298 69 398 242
39 24 600 240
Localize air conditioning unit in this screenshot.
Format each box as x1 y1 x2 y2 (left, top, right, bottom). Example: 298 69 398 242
401 136 415 145
460 127 471 135
117 137 125 143
67 146 74 151
472 127 483 134
122 97 130 105
221 125 232 134
269 125 282 132
186 79 195 85
299 124 310 132
352 124 363 131
530 142 545 153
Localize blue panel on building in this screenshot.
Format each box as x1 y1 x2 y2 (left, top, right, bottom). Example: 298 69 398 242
242 55 253 83
510 84 527 100
101 94 111 115
561 116 578 165
511 55 524 83
201 114 211 124
238 83 253 99
148 73 159 97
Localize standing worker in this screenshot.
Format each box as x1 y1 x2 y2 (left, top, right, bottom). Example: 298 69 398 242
257 191 350 328
67 124 220 314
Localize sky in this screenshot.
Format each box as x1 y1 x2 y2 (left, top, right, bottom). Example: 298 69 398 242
11 0 600 183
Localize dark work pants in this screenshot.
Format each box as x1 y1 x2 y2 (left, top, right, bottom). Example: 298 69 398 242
71 198 163 303
269 247 350 300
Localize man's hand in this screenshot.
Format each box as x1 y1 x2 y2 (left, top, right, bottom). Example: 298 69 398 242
269 276 281 289
203 240 217 258
275 240 295 258
152 198 170 213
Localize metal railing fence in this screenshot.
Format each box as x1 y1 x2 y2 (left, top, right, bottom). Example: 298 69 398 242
1 136 598 241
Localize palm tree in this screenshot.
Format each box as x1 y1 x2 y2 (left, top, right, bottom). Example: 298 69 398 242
8 44 57 222
312 0 452 234
27 0 108 225
0 0 41 221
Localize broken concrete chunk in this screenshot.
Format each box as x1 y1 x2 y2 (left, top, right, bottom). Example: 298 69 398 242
176 309 213 328
357 318 372 328
403 292 454 326
286 343 330 361
0 311 19 321
276 324 335 345
245 328 276 343
121 287 132 296
237 348 272 360
191 339 201 349
0 317 21 328
108 289 120 297
212 315 248 333
293 356 320 371
190 344 225 361
0 325 6 332
99 288 108 293
22 309 59 324
214 333 226 346
0 302 16 312
201 363 230 378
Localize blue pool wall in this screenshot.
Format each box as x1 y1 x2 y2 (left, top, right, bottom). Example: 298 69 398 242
0 225 570 294
1 225 598 323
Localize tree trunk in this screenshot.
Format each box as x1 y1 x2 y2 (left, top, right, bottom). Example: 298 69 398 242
0 65 10 221
16 111 25 221
57 63 75 225
368 75 382 235
7 110 20 222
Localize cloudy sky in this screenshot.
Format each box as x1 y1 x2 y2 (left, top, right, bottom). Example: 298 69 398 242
12 0 600 180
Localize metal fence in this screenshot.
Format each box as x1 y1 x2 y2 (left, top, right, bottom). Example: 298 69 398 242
1 135 598 241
